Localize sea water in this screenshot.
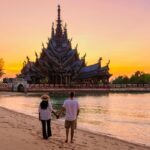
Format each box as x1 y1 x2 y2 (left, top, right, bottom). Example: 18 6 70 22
0 92 149 146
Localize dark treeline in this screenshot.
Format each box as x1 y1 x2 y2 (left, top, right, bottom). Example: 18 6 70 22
112 71 150 84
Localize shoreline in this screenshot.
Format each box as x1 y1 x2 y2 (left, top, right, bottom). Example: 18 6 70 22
0 106 150 150
0 90 150 97
27 87 150 93
1 87 150 93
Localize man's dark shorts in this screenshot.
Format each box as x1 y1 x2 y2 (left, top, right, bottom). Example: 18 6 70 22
65 120 77 129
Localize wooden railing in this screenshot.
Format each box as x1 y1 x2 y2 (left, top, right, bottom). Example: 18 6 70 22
0 83 150 92
28 83 109 89
110 84 150 88
28 83 150 90
0 83 12 91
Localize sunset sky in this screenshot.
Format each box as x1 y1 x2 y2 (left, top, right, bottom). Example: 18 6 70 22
0 0 150 78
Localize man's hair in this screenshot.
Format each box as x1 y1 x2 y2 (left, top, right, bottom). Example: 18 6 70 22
70 92 74 98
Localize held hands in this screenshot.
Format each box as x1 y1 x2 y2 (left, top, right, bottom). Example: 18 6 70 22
56 112 60 119
53 109 63 119
53 111 60 119
56 114 59 119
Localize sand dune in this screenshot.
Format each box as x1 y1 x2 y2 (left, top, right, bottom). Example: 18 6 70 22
0 107 149 150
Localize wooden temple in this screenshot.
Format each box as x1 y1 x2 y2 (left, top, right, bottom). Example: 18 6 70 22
20 5 111 85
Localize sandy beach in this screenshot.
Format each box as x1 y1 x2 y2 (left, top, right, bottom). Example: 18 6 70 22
0 107 149 150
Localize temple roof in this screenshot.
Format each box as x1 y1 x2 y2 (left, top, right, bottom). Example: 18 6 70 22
20 5 111 83
80 63 99 73
72 60 83 67
22 62 34 72
77 63 111 79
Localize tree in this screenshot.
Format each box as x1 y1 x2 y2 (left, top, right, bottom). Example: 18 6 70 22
0 58 4 78
112 76 129 84
112 71 150 84
130 71 146 84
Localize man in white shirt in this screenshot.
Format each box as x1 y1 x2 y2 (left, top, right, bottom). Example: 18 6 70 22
59 92 80 143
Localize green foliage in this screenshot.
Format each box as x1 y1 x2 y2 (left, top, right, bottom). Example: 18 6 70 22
112 71 150 84
112 76 129 84
0 58 4 78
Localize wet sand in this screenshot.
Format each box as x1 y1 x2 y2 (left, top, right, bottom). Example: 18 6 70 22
0 107 149 150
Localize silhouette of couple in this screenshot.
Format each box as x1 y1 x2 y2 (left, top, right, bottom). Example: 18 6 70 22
39 92 80 143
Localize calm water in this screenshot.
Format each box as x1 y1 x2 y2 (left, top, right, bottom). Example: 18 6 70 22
0 92 150 146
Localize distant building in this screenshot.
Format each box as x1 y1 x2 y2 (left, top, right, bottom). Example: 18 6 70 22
19 5 111 84
3 77 28 92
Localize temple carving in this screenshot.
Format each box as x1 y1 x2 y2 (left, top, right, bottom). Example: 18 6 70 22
20 5 111 84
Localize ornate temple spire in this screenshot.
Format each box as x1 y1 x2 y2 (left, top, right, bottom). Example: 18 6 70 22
56 5 63 38
75 44 78 50
69 38 72 49
23 61 26 67
82 53 86 60
58 5 61 21
98 57 102 68
35 51 38 60
26 56 30 63
106 60 110 69
51 22 55 38
107 60 110 66
63 23 68 39
42 42 45 49
26 56 32 68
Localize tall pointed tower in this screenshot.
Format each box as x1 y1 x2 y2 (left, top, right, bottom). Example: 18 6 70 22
55 5 63 38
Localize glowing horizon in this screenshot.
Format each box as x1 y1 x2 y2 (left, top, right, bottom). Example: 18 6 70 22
0 0 150 79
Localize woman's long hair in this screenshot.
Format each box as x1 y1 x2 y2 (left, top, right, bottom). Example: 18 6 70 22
40 101 48 109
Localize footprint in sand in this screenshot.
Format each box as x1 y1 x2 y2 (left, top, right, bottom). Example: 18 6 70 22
112 142 118 146
102 145 107 149
89 136 94 138
83 133 87 136
36 131 41 134
129 146 135 149
0 116 5 119
82 141 87 144
33 141 38 145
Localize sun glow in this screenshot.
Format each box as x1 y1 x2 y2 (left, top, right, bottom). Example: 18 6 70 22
0 0 150 78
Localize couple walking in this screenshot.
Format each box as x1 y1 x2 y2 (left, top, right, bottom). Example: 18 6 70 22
38 92 80 143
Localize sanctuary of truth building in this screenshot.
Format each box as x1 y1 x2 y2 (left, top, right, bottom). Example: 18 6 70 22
20 5 111 85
